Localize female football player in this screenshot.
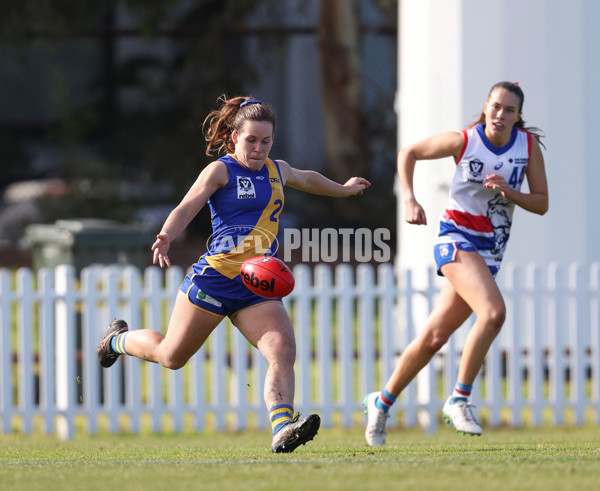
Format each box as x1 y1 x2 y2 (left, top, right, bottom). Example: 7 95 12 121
364 81 548 444
98 95 370 452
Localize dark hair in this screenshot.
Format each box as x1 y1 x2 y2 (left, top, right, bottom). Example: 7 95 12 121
468 81 545 149
202 95 276 156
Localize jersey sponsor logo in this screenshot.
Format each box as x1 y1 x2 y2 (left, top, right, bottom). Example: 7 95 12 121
494 161 504 170
513 158 528 164
269 177 280 183
241 270 276 294
237 176 256 199
196 289 223 307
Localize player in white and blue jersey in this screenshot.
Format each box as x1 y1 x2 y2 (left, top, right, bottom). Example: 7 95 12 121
434 121 532 277
97 94 371 453
364 81 548 444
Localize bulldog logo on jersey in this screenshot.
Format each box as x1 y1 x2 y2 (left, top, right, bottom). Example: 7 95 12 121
237 176 256 199
439 244 450 257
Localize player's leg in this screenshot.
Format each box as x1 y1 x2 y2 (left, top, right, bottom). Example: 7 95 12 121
363 281 472 445
98 290 222 369
386 282 473 395
233 302 296 408
441 249 505 435
232 302 320 453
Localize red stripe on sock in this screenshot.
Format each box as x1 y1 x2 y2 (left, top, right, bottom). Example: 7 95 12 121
455 388 471 396
379 392 393 406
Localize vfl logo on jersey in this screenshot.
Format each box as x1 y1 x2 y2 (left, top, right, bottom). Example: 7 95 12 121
237 176 256 199
469 159 484 177
467 158 485 184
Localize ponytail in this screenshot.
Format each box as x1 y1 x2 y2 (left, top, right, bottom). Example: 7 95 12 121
202 95 276 156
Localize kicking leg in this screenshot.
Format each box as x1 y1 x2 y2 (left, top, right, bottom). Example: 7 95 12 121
98 291 223 370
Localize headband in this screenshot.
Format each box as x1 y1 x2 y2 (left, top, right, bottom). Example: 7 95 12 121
240 99 262 108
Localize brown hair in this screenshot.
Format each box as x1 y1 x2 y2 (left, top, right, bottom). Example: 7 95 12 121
468 81 545 149
202 95 276 156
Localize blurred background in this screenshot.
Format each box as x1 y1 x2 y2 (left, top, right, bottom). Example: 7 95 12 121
0 0 398 270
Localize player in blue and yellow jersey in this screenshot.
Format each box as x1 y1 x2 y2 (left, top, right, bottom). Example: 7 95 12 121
363 81 549 444
97 94 370 453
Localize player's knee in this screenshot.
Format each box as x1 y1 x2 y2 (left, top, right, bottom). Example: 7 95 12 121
480 304 506 334
489 305 506 327
159 352 189 370
263 335 296 366
427 333 450 353
415 329 448 354
277 338 296 364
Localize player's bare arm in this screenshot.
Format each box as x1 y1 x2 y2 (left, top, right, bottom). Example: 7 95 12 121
152 161 228 267
397 131 464 225
277 159 370 196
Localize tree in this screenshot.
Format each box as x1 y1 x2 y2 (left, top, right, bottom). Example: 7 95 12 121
317 0 370 183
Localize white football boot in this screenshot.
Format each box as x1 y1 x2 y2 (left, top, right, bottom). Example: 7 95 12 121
442 396 482 436
363 392 389 446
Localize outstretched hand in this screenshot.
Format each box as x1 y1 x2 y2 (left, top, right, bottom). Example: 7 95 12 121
151 233 172 268
343 177 371 196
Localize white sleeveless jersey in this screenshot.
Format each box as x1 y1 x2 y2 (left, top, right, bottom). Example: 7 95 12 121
436 124 532 269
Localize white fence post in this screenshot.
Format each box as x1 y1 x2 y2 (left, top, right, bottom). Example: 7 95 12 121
55 265 78 439
315 264 334 426
293 264 313 415
527 264 544 426
0 270 14 433
38 268 56 434
591 263 600 424
336 264 355 427
570 264 588 425
358 264 376 413
548 264 565 425
400 268 418 428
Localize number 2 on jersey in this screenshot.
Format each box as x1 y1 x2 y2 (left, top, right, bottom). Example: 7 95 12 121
270 199 283 222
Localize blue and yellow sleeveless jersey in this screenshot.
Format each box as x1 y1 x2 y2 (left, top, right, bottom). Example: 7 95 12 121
196 154 285 279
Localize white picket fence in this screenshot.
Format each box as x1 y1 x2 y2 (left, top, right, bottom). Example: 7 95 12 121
1 262 599 439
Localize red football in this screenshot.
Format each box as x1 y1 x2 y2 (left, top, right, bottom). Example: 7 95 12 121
240 256 295 298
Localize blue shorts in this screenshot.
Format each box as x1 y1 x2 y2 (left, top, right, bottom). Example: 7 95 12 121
434 240 499 277
179 264 283 318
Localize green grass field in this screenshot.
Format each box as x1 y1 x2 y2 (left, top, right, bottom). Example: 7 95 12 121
2 424 600 491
